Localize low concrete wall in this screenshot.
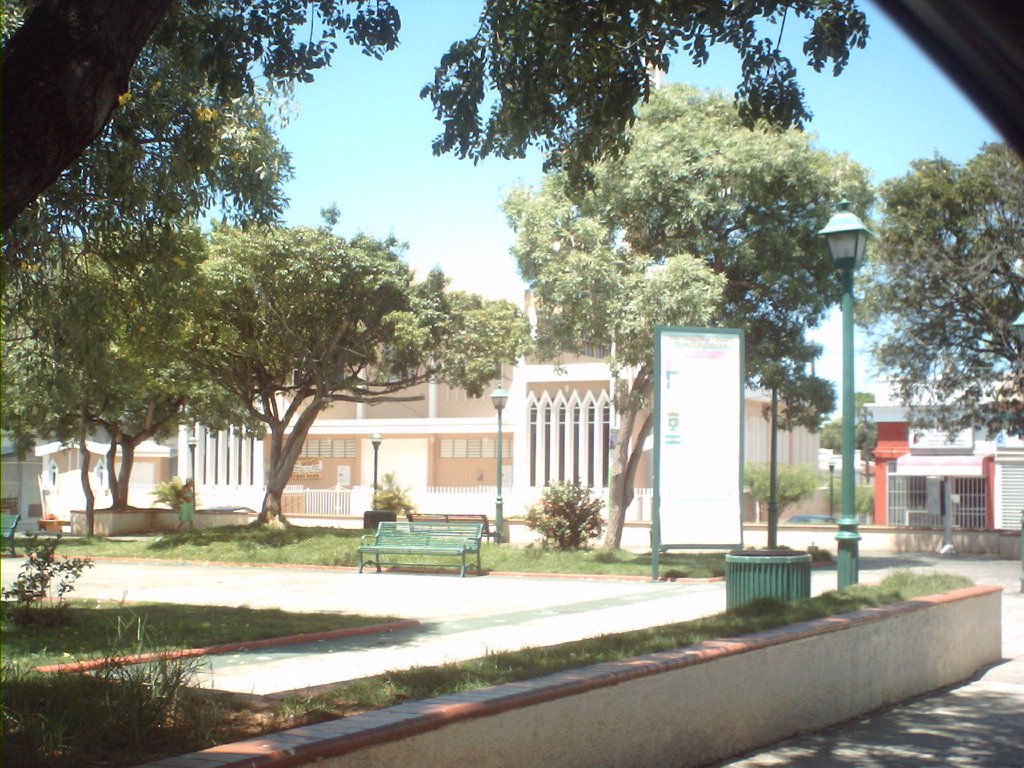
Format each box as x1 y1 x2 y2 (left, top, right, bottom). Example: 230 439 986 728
744 523 1022 559
70 508 255 536
147 585 1002 768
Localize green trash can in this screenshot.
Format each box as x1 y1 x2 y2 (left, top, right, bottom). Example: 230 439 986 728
725 549 812 609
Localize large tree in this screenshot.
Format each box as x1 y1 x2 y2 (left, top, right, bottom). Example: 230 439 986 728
860 143 1024 437
506 85 871 548
1 230 210 530
3 1 870 232
505 176 727 550
200 224 531 523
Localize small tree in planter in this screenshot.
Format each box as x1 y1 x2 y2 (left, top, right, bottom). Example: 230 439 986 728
526 482 605 550
372 472 417 520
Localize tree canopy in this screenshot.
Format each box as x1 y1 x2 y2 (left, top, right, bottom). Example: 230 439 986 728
3 0 870 232
860 143 1024 437
504 85 871 547
199 224 531 521
1 228 209 526
427 0 869 186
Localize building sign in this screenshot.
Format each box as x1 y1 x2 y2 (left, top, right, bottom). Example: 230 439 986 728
909 428 974 454
291 459 323 479
653 327 744 553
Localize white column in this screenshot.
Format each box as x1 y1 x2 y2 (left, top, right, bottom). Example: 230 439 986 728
428 379 439 418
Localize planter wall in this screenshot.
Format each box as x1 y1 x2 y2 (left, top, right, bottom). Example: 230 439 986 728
70 508 254 536
145 585 1002 768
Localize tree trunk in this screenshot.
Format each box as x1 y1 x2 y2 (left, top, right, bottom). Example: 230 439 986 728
603 408 653 549
105 439 119 507
256 397 329 524
2 0 173 230
79 412 95 536
111 437 135 508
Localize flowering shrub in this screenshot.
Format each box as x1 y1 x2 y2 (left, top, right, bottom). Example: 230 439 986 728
525 482 605 550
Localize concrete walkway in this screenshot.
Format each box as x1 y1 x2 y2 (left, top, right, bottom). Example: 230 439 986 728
3 551 1021 765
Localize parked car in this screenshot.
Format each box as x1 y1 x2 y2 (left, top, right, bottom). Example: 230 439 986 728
784 515 836 525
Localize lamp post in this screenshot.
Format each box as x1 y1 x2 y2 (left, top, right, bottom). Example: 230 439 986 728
371 433 382 496
820 200 873 590
828 461 836 519
187 433 198 485
1011 311 1024 592
491 387 509 544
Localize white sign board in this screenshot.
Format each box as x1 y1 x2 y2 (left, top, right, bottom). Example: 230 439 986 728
654 327 744 549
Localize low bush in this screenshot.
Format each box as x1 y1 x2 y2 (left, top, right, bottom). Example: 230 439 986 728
2 535 93 627
525 482 605 550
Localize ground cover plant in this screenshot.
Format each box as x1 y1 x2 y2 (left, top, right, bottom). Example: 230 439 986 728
1 571 971 768
0 599 400 768
50 525 729 578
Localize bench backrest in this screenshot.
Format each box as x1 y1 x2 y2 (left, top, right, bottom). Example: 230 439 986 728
409 513 490 534
1 513 20 532
373 520 483 546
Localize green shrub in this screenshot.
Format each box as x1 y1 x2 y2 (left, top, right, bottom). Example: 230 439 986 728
372 472 417 518
151 477 191 513
2 535 93 627
744 463 821 513
525 482 605 550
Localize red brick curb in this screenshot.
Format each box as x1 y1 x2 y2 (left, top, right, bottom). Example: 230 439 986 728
34 619 420 675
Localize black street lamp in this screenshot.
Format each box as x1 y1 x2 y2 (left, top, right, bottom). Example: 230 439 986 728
491 387 509 544
187 433 198 484
828 461 836 519
820 200 873 589
371 433 382 495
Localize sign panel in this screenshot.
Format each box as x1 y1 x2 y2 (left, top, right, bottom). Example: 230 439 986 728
909 428 974 454
292 459 323 479
654 327 744 550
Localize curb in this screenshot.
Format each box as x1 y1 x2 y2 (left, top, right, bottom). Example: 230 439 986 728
34 619 420 675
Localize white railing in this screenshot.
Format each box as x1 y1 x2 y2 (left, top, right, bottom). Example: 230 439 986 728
304 489 353 516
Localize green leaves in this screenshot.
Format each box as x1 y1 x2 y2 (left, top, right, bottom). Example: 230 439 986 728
861 143 1024 436
424 1 869 186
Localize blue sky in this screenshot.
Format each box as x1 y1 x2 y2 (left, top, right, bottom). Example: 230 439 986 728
277 0 1000 414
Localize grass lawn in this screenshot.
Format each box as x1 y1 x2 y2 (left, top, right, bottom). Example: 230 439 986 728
2 569 972 768
1 600 399 669
46 525 729 578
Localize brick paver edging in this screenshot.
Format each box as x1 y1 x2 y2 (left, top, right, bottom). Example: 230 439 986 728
34 620 419 675
136 584 1002 768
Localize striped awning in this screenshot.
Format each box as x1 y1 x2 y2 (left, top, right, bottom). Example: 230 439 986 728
894 454 986 477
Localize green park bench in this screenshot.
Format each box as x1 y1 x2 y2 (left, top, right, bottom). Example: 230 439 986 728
358 520 484 577
408 513 493 541
2 513 21 556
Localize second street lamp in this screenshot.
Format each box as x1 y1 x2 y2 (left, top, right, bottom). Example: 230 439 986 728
371 433 382 496
491 387 508 544
820 199 873 590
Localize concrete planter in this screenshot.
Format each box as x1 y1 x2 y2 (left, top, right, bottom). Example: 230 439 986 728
362 510 398 530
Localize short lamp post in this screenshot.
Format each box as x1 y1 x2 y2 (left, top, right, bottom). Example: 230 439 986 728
187 433 198 485
1011 310 1024 593
828 461 836 519
371 433 382 496
491 387 509 545
820 200 873 590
